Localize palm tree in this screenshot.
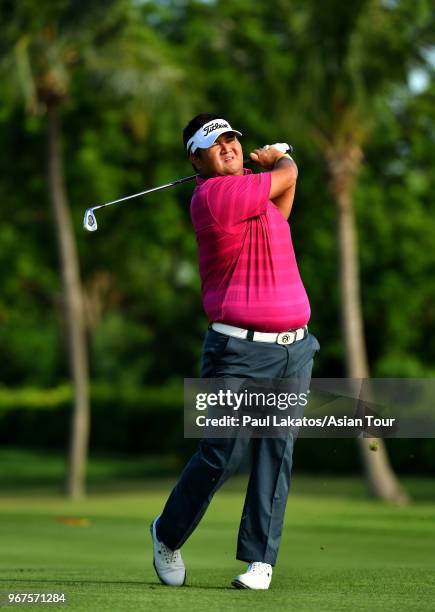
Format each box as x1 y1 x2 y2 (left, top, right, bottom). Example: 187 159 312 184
324 136 408 502
288 0 431 502
1 1 184 498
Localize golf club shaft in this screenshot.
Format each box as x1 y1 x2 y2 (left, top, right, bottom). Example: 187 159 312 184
92 174 196 212
90 149 293 213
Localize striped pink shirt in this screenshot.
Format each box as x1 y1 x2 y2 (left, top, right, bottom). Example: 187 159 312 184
190 168 311 332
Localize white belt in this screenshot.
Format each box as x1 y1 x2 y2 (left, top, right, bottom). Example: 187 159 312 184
211 322 308 345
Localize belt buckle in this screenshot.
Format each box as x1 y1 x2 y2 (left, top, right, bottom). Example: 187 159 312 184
277 331 295 345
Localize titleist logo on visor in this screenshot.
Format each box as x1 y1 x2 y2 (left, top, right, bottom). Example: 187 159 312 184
203 121 230 136
186 118 242 153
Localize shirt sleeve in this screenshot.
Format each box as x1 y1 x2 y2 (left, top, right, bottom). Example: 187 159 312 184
205 171 272 231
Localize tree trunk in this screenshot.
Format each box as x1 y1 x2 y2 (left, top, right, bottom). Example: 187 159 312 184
327 145 409 504
47 102 90 499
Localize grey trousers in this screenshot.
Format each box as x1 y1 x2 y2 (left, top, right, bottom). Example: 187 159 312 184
156 327 320 566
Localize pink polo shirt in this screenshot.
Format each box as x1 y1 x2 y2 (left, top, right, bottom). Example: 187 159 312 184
190 169 311 332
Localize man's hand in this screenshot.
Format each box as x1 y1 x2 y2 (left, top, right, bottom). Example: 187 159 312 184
249 143 298 220
249 144 290 170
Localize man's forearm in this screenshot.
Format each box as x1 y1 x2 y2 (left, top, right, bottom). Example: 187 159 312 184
271 157 298 220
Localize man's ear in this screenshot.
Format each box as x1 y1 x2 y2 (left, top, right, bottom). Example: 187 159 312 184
189 151 201 172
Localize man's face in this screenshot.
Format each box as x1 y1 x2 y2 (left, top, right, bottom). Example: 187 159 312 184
190 132 244 177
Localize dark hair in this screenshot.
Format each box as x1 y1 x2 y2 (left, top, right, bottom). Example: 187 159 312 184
182 113 222 152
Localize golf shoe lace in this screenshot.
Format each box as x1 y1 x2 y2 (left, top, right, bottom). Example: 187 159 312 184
158 541 181 564
248 562 272 576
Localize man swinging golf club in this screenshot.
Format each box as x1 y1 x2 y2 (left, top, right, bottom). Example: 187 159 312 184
150 113 320 590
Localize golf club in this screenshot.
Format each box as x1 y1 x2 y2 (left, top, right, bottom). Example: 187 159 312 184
83 145 293 232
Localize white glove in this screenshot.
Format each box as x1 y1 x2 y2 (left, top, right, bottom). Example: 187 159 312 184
263 143 293 160
270 142 291 154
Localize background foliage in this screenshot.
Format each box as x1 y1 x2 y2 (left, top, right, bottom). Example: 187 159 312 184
0 0 434 470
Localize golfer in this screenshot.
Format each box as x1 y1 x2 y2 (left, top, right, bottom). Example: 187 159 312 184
150 114 319 590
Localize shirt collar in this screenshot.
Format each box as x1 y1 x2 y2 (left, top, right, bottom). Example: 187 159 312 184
195 168 252 185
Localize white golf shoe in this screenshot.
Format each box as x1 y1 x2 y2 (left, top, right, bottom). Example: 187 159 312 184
150 517 186 586
231 562 273 590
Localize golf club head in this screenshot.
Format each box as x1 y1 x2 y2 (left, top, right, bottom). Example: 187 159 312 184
83 208 98 232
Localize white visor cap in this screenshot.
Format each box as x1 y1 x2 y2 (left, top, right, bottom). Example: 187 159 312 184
187 118 242 154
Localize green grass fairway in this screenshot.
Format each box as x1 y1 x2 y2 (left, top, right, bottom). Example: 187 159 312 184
1 478 434 611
